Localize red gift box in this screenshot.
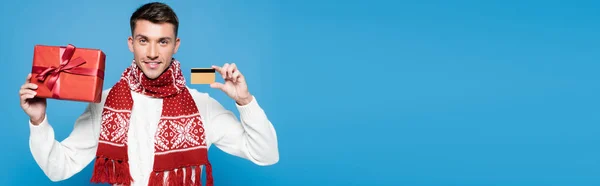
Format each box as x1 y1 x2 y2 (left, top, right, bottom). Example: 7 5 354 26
30 44 106 103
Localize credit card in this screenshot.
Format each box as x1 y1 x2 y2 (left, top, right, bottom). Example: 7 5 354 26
190 68 216 84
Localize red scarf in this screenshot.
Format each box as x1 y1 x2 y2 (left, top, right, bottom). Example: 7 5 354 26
90 59 213 186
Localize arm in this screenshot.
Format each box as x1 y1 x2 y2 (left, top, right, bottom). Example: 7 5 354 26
29 103 101 181
202 94 279 166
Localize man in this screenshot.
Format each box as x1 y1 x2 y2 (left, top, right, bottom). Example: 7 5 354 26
18 2 279 186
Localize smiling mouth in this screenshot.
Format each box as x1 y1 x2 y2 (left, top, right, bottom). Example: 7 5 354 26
143 61 162 69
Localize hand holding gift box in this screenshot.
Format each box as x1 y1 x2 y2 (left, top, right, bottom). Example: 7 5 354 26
30 44 106 103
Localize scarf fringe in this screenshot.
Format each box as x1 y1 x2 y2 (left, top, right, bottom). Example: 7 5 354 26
167 168 180 186
186 166 193 185
90 157 133 185
205 163 213 186
148 164 212 186
90 157 107 183
149 171 164 186
195 165 201 186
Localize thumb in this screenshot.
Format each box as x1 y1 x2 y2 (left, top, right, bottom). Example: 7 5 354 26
210 82 225 90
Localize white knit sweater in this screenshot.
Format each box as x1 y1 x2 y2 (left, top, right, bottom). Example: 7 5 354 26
28 87 279 185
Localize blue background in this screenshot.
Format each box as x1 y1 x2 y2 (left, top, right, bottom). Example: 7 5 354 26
1 0 599 185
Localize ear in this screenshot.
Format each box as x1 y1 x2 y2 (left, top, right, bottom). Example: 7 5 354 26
174 37 181 54
128 36 134 53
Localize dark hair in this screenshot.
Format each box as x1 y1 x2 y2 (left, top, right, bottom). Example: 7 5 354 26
130 2 179 36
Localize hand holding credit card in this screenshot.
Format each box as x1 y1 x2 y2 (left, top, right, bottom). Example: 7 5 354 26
192 63 253 105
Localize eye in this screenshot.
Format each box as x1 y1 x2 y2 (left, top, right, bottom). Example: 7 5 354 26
139 39 147 44
160 40 169 45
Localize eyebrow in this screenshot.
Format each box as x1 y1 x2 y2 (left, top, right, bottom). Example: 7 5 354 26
134 34 172 41
134 34 147 40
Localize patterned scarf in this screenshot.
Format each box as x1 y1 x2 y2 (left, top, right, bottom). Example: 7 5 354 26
90 59 213 186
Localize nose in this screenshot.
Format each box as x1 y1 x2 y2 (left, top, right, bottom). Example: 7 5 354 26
146 44 158 60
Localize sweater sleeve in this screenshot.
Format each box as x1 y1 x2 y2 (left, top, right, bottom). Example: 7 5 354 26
28 103 101 182
201 94 279 166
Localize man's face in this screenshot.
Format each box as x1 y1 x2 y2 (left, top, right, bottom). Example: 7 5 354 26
128 20 180 79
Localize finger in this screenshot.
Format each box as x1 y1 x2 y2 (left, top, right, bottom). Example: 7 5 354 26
20 89 37 96
210 82 225 90
25 73 32 83
20 94 26 105
219 63 227 79
20 93 36 102
229 63 238 81
212 65 224 76
212 66 221 75
20 94 27 105
20 94 29 103
230 63 237 72
20 84 38 95
214 64 227 78
222 63 230 79
232 70 241 83
227 63 235 80
21 83 38 90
